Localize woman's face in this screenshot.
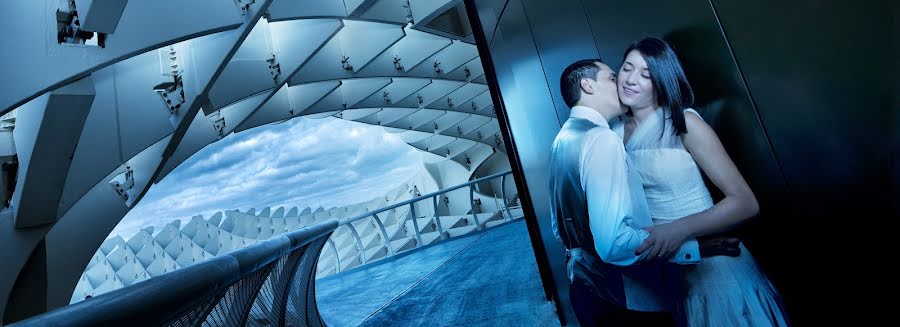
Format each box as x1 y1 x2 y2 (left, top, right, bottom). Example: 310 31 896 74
617 50 657 110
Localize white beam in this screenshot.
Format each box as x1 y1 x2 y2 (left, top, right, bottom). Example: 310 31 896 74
12 76 95 228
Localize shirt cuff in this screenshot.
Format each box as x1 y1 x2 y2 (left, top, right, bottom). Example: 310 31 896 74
670 239 701 264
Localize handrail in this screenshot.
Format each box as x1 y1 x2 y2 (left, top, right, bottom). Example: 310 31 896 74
11 220 339 327
10 171 518 326
340 170 513 225
318 170 518 277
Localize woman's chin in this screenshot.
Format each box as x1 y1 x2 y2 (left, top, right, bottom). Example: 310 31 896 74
619 99 638 108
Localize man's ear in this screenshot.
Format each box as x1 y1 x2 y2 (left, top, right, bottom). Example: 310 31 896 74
579 78 594 95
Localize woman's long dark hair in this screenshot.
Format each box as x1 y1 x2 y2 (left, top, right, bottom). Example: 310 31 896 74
624 38 695 135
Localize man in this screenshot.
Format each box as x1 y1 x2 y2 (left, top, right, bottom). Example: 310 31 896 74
550 59 736 326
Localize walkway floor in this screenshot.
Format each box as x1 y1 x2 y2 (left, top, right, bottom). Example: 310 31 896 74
315 220 559 326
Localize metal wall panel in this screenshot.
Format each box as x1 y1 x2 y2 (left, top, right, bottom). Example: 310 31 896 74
712 0 895 322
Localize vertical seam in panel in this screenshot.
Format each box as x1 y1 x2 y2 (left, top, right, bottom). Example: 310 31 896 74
518 0 563 127
576 0 601 56
707 0 797 198
488 1 512 48
112 65 124 164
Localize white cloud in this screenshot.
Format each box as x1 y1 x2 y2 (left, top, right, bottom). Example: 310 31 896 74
110 117 423 239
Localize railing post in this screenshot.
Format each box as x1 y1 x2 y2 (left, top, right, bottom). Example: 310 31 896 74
346 224 366 264
501 173 512 222
372 213 395 256
433 195 446 240
469 185 481 230
409 203 423 246
327 238 341 274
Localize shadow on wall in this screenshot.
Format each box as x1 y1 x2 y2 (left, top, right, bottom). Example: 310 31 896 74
662 27 800 286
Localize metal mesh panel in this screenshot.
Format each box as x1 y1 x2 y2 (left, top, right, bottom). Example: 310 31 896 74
198 262 276 327
246 245 308 326
13 220 338 327
160 237 329 327
304 238 328 327
284 237 330 327
166 289 226 327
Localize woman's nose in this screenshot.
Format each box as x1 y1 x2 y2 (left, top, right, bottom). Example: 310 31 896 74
625 73 638 85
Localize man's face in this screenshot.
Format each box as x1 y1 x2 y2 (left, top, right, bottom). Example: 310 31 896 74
584 62 624 115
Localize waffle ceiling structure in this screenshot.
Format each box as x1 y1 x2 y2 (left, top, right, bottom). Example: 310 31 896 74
0 0 512 320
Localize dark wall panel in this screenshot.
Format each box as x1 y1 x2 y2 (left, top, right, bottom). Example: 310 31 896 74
713 0 893 221
519 0 601 124
713 0 895 322
894 0 899 220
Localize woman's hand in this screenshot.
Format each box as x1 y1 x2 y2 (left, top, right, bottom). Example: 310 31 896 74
636 222 691 261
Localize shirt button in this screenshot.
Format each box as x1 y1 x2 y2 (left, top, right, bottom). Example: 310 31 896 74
685 253 692 260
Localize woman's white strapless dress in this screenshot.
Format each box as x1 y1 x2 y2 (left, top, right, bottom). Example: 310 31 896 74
612 108 789 327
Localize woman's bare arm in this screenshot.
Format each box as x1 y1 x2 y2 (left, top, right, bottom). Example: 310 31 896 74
673 111 760 238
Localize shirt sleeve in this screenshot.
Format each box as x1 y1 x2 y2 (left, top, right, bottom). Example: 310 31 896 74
581 130 700 265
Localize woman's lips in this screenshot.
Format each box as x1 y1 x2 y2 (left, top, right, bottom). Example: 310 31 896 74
622 86 639 97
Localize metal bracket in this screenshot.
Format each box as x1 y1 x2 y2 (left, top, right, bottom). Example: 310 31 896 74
447 97 454 108
109 166 135 204
55 1 106 47
433 61 443 74
403 1 414 24
383 91 392 104
341 55 354 71
266 54 281 83
212 112 226 139
153 75 186 127
393 55 404 71
234 0 257 16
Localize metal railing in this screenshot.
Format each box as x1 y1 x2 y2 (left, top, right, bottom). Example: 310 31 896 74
10 220 339 327
8 171 520 326
322 171 519 274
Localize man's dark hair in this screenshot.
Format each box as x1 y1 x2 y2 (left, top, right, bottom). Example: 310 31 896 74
560 59 603 108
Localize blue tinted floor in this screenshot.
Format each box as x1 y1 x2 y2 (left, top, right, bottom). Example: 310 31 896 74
315 220 560 326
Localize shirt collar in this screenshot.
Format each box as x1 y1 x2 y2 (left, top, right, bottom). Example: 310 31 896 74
570 105 610 128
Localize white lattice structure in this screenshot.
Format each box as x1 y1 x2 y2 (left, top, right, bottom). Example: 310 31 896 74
0 0 511 320
71 162 519 303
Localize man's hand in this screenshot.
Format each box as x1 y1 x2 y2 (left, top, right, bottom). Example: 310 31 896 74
698 237 741 258
636 222 690 262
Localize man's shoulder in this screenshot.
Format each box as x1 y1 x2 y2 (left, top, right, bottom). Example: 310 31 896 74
583 126 622 149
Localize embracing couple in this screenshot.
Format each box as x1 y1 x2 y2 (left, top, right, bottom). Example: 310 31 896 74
549 38 789 326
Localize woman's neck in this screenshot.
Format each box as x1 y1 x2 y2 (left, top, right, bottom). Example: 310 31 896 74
630 105 659 125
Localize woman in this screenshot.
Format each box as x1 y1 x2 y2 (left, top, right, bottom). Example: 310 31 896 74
612 38 789 326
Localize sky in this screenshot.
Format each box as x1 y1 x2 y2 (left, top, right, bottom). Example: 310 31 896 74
110 117 423 239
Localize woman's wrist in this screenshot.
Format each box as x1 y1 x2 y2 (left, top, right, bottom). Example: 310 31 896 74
674 219 697 240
